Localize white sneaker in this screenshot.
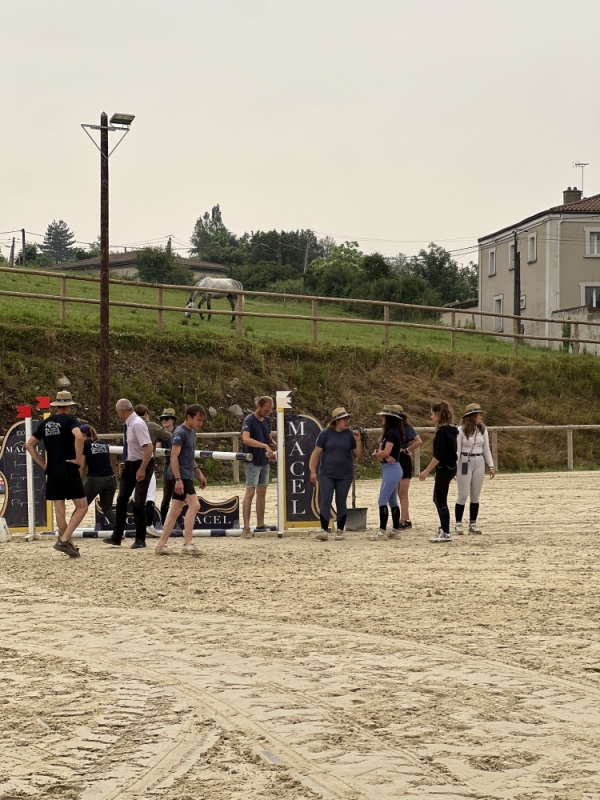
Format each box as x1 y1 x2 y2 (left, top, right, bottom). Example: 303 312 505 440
469 523 482 534
334 532 346 541
146 526 161 538
315 531 329 541
155 544 171 555
181 543 202 557
430 528 452 544
367 529 388 541
388 529 401 539
455 522 464 535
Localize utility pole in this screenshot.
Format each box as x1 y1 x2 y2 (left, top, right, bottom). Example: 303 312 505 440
513 230 521 319
100 111 110 431
21 229 26 268
303 237 309 273
277 238 282 267
9 238 15 266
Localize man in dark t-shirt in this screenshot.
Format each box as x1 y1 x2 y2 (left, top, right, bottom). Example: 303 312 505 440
25 391 87 558
241 396 276 537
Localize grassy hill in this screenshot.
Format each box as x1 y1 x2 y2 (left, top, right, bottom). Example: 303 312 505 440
0 266 555 356
1 300 600 478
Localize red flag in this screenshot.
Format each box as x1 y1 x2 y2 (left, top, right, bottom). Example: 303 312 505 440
15 405 32 419
35 396 51 411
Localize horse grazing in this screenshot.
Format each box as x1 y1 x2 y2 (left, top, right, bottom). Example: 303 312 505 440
185 277 244 323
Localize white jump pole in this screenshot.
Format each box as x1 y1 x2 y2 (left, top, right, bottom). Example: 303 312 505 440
276 390 291 538
108 447 251 461
24 417 39 541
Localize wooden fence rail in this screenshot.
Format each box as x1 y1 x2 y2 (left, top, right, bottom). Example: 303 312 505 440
3 264 600 352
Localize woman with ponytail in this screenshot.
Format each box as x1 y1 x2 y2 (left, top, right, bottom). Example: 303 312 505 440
80 424 117 528
419 401 458 543
370 406 404 541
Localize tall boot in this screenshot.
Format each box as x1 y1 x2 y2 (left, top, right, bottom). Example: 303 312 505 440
391 506 401 530
145 501 155 528
437 506 450 535
469 503 482 533
378 505 389 531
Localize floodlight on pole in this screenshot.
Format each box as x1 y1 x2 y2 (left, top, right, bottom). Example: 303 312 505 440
81 111 135 431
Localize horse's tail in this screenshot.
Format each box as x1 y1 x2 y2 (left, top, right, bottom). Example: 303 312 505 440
235 281 244 310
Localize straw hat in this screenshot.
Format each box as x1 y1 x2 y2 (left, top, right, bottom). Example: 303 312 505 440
50 390 76 407
376 405 404 420
159 407 177 419
331 407 351 422
463 403 484 417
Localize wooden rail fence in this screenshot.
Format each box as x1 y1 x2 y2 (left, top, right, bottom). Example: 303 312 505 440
2 265 600 352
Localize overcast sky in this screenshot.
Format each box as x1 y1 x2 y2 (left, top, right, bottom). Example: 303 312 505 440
1 0 599 262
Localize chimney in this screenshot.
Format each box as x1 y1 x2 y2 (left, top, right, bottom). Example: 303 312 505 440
563 186 583 204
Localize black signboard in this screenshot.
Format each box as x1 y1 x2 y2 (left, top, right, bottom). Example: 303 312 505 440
0 421 49 530
95 495 239 531
284 413 322 525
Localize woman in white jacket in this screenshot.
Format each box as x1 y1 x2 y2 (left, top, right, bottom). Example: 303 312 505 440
455 403 495 534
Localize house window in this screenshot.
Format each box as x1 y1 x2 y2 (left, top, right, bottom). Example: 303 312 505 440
520 294 526 310
488 249 496 276
494 295 503 331
528 234 537 263
590 232 600 256
509 242 515 271
584 286 600 308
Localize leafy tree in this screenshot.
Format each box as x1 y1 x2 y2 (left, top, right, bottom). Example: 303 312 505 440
135 247 191 285
245 229 322 272
16 243 54 267
230 261 298 292
41 219 76 263
400 243 477 304
361 252 391 281
304 242 363 295
68 246 101 261
189 205 241 264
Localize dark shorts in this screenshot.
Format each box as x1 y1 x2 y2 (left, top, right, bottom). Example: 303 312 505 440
399 452 413 480
165 478 196 502
46 472 86 501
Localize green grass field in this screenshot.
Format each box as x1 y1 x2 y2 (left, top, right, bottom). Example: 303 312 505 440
0 267 560 358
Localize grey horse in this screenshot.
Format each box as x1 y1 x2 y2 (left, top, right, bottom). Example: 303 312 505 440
185 277 244 323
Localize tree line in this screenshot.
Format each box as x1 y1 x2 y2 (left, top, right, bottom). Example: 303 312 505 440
2 207 477 308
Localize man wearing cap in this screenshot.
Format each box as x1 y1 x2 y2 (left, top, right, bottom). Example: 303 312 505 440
241 396 276 538
104 399 154 549
309 407 363 541
25 391 87 558
157 408 177 529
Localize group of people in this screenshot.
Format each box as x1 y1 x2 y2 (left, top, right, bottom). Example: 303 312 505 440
310 400 494 544
24 389 494 559
25 392 208 558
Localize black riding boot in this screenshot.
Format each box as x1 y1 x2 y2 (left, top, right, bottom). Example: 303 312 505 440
378 505 389 531
391 506 401 530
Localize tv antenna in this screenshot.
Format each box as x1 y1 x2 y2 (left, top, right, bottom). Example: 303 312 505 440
573 161 589 196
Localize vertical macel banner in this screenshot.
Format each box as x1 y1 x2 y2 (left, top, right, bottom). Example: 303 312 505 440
284 413 323 528
0 421 49 531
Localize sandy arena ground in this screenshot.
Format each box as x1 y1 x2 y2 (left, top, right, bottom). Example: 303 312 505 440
1 472 600 799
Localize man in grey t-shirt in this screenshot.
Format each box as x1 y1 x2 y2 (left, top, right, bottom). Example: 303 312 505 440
155 404 207 556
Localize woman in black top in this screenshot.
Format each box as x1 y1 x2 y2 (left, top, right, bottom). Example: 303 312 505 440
419 401 458 544
81 424 117 528
370 406 404 541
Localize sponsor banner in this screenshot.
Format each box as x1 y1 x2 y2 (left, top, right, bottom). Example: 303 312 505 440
95 495 239 530
0 421 50 531
284 413 322 527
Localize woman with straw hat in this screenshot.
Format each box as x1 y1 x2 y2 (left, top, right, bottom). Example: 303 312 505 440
370 406 404 541
419 400 458 544
309 407 363 541
455 403 495 534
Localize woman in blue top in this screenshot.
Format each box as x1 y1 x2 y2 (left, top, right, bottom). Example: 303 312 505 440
370 406 404 541
309 407 363 542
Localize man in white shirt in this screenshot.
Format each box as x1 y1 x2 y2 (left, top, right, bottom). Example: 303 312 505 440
104 398 154 549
